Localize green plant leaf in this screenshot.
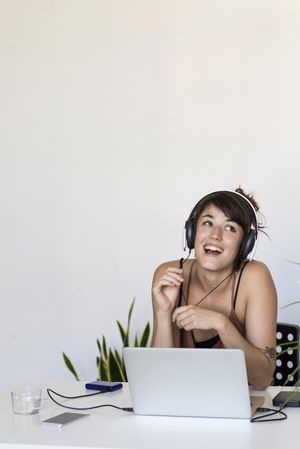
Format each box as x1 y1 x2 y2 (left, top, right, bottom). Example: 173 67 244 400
283 364 300 387
114 349 122 367
280 301 300 310
103 351 111 381
134 334 139 347
114 349 126 379
124 297 135 347
97 338 102 355
128 297 135 323
107 349 124 381
114 349 126 382
140 322 150 347
117 320 127 345
100 357 108 381
96 356 101 380
277 342 300 357
277 340 299 347
102 335 108 359
62 352 80 381
286 260 300 266
96 356 108 381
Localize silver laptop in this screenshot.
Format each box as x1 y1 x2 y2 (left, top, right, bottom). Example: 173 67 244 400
123 347 263 419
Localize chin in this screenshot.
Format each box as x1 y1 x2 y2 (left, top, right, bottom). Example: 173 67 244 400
199 255 234 272
199 257 222 270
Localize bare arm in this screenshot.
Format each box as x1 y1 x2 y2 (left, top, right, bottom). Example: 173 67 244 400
235 262 277 389
151 261 184 347
172 262 277 390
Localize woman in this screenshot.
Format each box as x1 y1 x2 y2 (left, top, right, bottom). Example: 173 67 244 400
151 188 277 390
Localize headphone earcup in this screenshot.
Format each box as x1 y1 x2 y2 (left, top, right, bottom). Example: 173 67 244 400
237 229 256 263
185 217 196 250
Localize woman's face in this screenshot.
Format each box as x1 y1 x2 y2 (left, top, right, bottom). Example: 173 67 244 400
194 204 244 272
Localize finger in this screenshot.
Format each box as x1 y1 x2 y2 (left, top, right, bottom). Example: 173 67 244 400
166 267 184 275
180 321 195 331
159 273 183 287
164 268 184 282
172 305 192 321
158 277 181 288
165 271 184 282
174 315 194 330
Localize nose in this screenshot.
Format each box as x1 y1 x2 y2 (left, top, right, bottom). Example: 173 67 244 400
209 225 222 240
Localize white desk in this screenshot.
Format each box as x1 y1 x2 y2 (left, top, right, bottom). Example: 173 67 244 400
0 381 298 449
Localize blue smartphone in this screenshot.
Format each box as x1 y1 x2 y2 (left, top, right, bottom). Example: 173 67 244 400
85 380 123 392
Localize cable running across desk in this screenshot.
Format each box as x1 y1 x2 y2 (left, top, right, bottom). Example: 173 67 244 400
47 388 133 412
47 389 288 422
250 407 287 423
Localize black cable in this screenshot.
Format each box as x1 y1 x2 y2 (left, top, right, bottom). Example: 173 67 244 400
178 251 191 305
47 388 104 400
180 249 191 267
179 255 234 307
250 407 287 423
46 389 287 421
47 388 134 412
194 270 234 306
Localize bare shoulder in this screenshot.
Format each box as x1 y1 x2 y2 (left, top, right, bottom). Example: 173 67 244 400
153 259 181 280
242 260 275 283
243 260 271 275
241 260 277 302
241 261 277 352
153 258 196 280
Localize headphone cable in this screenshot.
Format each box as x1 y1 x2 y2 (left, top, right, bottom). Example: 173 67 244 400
194 269 234 306
179 255 234 307
178 251 191 306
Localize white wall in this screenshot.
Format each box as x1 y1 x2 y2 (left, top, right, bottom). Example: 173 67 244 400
1 0 300 393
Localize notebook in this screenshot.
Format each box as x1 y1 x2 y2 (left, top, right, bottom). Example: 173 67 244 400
123 347 264 419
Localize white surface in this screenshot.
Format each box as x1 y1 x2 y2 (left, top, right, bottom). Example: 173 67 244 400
0 381 299 449
1 0 300 393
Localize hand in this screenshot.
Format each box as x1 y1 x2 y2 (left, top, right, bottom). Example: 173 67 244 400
172 305 223 332
152 267 184 313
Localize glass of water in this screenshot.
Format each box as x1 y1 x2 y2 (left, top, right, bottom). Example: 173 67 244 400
11 386 42 414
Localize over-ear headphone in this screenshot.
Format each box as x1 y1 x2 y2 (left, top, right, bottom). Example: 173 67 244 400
184 190 258 269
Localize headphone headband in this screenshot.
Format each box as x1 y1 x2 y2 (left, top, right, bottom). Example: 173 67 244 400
189 190 258 232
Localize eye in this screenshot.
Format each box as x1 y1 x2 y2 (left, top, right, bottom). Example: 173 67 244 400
225 224 237 232
201 219 213 227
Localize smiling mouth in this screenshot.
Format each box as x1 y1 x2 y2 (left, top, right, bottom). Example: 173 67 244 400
204 245 223 255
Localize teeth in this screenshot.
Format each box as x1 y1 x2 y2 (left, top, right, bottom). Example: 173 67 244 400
204 245 223 253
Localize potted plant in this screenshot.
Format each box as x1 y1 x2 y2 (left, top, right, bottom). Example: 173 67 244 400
63 298 150 382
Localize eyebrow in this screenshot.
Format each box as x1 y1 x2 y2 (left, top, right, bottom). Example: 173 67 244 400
200 214 237 224
200 214 213 219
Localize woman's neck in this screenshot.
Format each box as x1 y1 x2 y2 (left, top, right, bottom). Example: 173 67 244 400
193 262 235 298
